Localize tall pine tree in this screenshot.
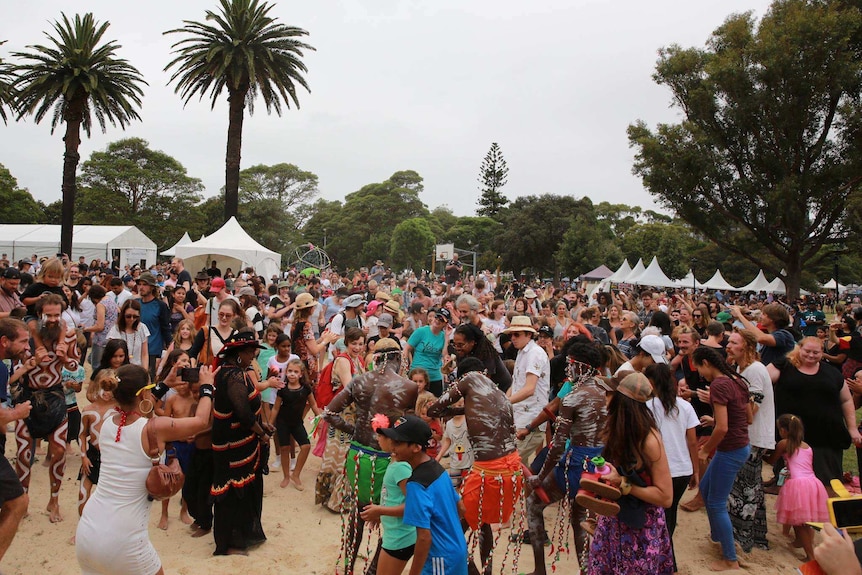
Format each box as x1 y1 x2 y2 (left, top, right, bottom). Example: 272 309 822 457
476 142 509 218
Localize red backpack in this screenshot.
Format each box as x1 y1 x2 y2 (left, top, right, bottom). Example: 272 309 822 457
315 353 356 408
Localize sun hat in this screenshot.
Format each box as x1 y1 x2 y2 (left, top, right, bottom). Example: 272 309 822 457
375 291 391 302
294 292 316 310
616 372 653 403
236 286 256 297
209 277 226 293
383 300 404 320
524 289 538 299
373 337 400 352
503 316 537 334
216 331 266 357
277 280 291 289
367 301 382 315
137 272 157 287
636 334 667 364
343 294 366 308
195 271 209 281
378 415 432 446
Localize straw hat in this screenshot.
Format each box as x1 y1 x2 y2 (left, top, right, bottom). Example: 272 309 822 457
294 292 316 310
502 316 537 334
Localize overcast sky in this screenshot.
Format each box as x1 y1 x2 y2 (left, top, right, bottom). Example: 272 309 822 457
1 0 773 217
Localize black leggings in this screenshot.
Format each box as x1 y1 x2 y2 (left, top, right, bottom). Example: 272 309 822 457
666 474 692 573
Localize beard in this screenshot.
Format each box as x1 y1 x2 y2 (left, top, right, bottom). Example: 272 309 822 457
39 320 62 348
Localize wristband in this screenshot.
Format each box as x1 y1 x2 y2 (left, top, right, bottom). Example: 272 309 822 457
152 381 170 400
199 384 215 399
524 423 534 433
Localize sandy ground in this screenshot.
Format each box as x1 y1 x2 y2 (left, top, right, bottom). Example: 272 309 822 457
2 430 814 575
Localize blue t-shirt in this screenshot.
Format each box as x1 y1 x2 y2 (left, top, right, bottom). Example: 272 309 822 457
407 326 445 382
403 459 467 575
381 461 416 550
140 298 166 356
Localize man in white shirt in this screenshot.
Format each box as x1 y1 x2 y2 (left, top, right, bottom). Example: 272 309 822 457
108 277 133 308
505 316 550 465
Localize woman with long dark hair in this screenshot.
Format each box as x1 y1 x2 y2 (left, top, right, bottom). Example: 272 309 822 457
587 372 674 574
451 323 512 392
107 299 148 367
644 363 698 573
692 346 751 571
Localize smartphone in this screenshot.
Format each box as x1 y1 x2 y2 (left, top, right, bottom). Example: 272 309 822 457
828 497 862 529
180 367 200 383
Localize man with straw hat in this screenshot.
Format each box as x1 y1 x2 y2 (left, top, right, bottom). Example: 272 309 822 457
504 316 550 465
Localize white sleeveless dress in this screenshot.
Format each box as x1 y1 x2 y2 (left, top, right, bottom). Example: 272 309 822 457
76 416 161 575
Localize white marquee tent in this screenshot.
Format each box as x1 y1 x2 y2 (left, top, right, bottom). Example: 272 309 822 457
175 217 281 280
628 256 676 287
161 232 192 257
820 278 846 292
702 270 738 291
606 260 632 283
738 270 772 292
622 258 645 283
674 269 705 290
0 224 156 269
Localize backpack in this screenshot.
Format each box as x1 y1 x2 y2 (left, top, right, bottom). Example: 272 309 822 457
315 352 353 408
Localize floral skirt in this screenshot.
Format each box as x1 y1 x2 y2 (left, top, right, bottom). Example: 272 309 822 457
315 425 351 512
729 446 769 552
587 504 673 575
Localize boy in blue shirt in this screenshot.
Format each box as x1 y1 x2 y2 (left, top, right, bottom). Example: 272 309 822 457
380 415 467 575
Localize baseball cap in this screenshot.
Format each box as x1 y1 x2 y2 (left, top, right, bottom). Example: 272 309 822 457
716 311 732 323
617 372 654 403
367 301 382 315
2 268 20 279
378 313 393 328
210 277 226 293
636 334 667 364
537 325 554 338
378 415 432 446
435 308 452 323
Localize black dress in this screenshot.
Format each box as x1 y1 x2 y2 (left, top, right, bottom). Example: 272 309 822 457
210 363 266 555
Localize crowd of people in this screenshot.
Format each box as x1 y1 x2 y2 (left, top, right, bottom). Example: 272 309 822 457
0 252 861 573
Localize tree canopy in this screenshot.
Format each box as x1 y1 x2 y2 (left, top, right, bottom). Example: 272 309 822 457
628 0 862 298
476 142 509 218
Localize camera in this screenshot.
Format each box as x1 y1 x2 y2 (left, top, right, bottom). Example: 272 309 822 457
180 367 200 383
828 497 862 529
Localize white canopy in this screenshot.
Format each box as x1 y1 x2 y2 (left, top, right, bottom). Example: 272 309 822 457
738 270 772 292
175 217 281 281
606 260 632 283
160 232 192 257
702 270 738 291
674 269 705 290
767 276 787 294
622 258 645 283
0 224 156 270
821 278 846 291
628 256 676 287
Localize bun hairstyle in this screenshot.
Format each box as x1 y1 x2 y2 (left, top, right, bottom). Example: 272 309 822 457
113 364 150 407
86 368 118 403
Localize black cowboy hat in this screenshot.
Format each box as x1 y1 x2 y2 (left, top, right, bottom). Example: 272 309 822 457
216 331 266 357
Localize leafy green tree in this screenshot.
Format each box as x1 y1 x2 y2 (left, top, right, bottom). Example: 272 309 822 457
619 222 703 280
390 218 435 271
441 216 503 272
239 163 319 226
495 194 592 280
557 214 623 278
0 163 45 223
426 205 459 239
164 0 314 222
13 13 146 256
594 202 642 237
628 0 862 298
476 142 509 218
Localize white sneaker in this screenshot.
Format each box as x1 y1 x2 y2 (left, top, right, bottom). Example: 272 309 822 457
289 457 297 472
271 456 282 471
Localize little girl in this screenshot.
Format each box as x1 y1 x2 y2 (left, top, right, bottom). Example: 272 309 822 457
415 391 442 459
267 333 299 471
766 414 829 561
107 299 149 366
358 428 416 575
270 358 321 490
436 398 474 487
78 369 118 516
408 368 429 395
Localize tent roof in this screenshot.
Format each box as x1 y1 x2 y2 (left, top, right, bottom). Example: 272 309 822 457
622 258 645 283
767 276 786 294
0 224 155 249
628 256 676 287
175 217 280 279
606 260 632 282
702 270 738 291
821 278 846 291
674 269 705 290
579 264 614 281
161 232 192 257
738 270 772 292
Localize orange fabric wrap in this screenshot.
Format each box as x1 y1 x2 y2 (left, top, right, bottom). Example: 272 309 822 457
461 451 523 531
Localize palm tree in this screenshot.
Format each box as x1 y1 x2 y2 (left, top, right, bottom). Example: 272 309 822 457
164 0 314 222
0 42 18 123
13 13 145 256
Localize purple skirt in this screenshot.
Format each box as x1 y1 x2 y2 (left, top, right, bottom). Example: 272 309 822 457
587 503 674 575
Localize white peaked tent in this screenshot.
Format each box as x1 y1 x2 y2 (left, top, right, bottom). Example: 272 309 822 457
628 256 676 287
821 278 846 292
622 258 645 283
160 232 192 257
606 260 632 283
767 276 787 294
175 217 281 280
702 270 738 291
738 270 772 292
674 269 705 290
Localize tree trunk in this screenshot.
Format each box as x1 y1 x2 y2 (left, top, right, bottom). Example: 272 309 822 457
60 98 84 257
224 86 248 222
784 250 802 301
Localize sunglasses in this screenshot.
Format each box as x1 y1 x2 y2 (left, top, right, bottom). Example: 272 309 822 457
218 313 234 318
693 314 702 318
136 383 156 396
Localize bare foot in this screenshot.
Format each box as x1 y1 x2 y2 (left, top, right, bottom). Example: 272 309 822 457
158 515 168 530
180 510 194 525
42 453 52 468
191 527 211 538
47 500 63 523
290 474 304 491
280 477 290 488
709 559 740 571
226 548 249 556
68 535 76 545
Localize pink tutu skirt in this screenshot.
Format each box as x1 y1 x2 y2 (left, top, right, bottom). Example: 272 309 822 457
775 476 829 525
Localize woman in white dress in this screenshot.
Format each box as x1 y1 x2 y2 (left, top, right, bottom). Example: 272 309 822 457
76 363 214 575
